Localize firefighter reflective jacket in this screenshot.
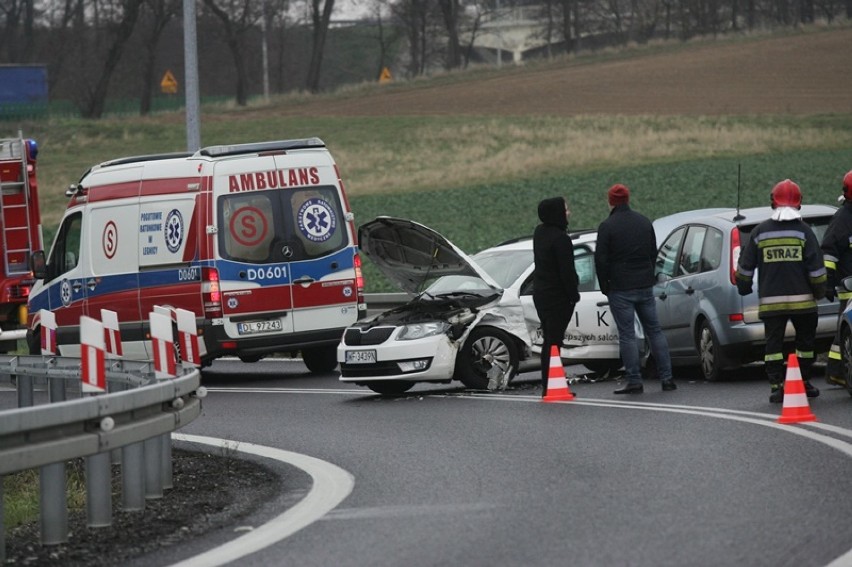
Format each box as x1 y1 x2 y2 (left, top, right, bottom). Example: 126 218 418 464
820 199 852 299
735 217 827 318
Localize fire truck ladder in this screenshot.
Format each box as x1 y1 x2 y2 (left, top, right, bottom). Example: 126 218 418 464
0 136 34 276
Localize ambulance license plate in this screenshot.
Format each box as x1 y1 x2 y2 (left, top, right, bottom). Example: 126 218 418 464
237 320 282 335
345 350 376 364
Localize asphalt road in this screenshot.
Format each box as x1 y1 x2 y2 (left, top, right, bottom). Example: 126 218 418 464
157 358 852 567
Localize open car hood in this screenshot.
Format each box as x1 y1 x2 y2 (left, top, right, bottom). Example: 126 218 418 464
358 216 502 295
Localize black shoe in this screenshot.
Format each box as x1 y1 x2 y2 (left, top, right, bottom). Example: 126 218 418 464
769 386 784 404
614 383 643 394
804 381 820 398
661 380 677 391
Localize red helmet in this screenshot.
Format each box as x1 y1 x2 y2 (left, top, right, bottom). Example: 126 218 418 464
843 170 852 199
770 179 802 209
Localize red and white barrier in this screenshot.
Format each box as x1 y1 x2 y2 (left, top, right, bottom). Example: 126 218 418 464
101 309 123 358
39 309 57 355
150 311 176 379
176 308 201 367
80 315 106 393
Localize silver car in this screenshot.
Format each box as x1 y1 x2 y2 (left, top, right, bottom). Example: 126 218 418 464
652 205 839 381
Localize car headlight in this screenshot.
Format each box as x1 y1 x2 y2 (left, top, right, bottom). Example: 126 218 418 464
397 321 451 341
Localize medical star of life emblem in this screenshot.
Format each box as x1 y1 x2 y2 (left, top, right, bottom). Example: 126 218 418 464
165 209 184 253
60 279 72 306
297 198 336 243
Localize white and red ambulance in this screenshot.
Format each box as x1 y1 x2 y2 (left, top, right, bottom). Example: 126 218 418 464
27 138 365 372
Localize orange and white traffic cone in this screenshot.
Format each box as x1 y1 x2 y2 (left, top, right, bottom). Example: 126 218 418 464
542 345 575 402
777 353 817 424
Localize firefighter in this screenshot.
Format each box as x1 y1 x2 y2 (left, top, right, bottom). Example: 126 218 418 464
820 169 852 388
736 179 827 403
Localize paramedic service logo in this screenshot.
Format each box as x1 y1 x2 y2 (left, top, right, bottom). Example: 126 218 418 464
60 280 72 307
165 210 183 254
297 198 336 243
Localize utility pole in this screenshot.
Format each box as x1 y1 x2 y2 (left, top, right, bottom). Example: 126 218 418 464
183 0 201 151
261 6 270 101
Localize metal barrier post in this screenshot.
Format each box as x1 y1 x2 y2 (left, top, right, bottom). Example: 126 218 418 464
1 478 5 562
16 374 33 407
39 463 67 545
121 443 145 511
161 433 173 489
144 436 163 499
85 452 112 527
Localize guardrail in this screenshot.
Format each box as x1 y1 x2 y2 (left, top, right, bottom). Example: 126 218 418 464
364 292 409 317
0 355 204 561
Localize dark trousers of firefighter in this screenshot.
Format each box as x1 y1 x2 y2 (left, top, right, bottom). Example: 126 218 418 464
537 305 575 394
826 297 851 379
763 312 818 386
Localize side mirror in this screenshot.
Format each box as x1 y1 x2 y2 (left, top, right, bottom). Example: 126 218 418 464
842 275 852 292
30 251 46 279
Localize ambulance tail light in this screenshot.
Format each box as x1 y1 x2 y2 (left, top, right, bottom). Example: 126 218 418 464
729 227 741 286
202 267 223 318
354 252 366 308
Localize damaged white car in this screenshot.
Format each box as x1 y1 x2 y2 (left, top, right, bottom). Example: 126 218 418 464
338 217 635 395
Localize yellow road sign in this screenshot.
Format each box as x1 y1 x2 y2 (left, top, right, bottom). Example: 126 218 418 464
379 67 393 84
160 70 178 94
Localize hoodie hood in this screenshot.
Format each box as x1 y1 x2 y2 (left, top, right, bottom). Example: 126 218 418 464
537 197 568 231
358 216 502 295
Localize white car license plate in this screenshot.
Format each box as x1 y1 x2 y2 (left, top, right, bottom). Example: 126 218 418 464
346 350 376 364
237 320 283 335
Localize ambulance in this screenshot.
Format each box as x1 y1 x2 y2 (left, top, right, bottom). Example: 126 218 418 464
27 138 365 372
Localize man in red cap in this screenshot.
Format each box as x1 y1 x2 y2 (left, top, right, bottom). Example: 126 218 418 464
595 184 676 394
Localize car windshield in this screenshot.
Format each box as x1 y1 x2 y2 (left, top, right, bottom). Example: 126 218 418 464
423 249 532 296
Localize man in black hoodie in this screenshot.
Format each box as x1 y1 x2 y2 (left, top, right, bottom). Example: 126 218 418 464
595 184 676 394
533 197 580 396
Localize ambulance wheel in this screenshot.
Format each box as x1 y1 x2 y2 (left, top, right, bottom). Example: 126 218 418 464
456 327 518 390
366 381 414 396
302 345 339 374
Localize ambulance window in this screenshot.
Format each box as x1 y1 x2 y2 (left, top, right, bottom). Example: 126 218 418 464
286 187 346 259
46 212 82 282
218 194 276 263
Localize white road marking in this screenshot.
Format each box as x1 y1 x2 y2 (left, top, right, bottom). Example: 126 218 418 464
169 434 354 567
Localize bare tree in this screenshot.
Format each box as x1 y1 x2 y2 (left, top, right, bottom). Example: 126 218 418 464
0 0 37 62
73 0 143 118
202 0 262 106
138 0 180 114
305 0 335 92
437 0 462 68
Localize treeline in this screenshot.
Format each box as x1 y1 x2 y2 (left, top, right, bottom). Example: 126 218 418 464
0 0 849 118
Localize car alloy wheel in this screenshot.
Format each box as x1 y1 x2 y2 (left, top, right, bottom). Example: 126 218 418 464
698 320 722 381
456 327 518 390
841 326 852 397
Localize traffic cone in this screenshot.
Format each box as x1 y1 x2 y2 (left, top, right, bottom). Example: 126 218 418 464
542 345 575 402
777 353 817 424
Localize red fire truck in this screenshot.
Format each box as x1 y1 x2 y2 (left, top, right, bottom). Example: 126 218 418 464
0 133 42 352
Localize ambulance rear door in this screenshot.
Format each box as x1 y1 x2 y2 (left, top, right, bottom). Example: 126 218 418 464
272 152 359 334
213 155 296 339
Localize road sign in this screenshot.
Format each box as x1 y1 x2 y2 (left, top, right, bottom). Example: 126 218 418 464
379 67 393 84
160 70 178 94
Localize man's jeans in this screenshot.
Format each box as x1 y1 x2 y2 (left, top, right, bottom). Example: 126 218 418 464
608 287 673 384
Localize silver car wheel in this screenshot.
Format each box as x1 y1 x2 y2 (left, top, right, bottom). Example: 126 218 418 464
698 321 720 381
457 328 518 390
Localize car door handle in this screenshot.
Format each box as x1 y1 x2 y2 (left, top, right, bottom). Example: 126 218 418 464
658 292 667 300
685 287 695 295
596 301 609 307
86 279 97 291
293 276 315 285
72 281 82 293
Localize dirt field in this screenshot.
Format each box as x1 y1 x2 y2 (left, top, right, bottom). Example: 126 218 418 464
260 27 852 117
